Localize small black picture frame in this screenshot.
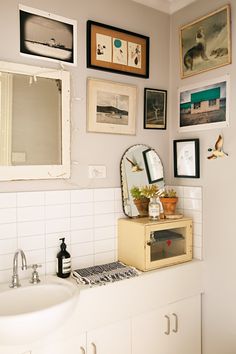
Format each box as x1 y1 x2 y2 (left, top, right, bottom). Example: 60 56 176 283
173 139 200 178
87 20 149 78
144 88 167 130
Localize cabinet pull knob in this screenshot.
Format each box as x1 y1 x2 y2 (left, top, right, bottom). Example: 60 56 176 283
91 342 97 354
164 315 170 335
172 313 178 333
80 346 86 354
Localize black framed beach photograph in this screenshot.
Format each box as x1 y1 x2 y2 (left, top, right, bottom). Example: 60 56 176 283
173 139 200 178
144 88 167 130
87 20 149 78
87 78 137 135
179 75 229 132
180 4 231 78
19 4 77 65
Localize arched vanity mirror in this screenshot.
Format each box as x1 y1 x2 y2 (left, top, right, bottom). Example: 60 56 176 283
120 144 165 218
0 61 70 180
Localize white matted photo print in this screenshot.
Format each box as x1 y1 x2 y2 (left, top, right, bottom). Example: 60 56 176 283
178 75 229 132
19 4 77 65
87 78 137 135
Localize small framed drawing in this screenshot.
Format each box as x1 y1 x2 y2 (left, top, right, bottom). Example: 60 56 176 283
143 149 164 183
87 20 149 78
180 4 231 78
87 78 137 135
144 88 167 130
19 4 77 65
179 75 229 132
173 139 200 178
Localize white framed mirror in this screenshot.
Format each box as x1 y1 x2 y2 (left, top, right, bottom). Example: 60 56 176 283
0 60 70 180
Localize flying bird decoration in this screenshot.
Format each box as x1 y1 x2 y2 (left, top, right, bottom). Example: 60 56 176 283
207 135 228 160
126 157 143 172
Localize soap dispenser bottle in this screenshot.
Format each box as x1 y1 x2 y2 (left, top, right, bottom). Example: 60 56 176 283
57 238 71 278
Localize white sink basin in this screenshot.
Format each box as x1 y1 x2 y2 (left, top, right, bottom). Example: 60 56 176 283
0 276 78 345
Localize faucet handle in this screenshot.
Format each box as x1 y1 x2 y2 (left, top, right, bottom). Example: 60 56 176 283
29 264 42 284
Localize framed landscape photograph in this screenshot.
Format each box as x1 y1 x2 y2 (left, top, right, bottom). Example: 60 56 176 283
173 139 200 178
144 88 167 130
180 4 231 78
87 78 137 135
179 75 229 132
19 4 77 65
87 20 149 78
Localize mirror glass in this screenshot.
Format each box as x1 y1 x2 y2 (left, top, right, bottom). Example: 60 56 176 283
0 61 70 180
120 144 165 218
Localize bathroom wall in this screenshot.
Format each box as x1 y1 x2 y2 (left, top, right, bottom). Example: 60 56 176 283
0 0 170 192
170 1 236 353
0 186 202 284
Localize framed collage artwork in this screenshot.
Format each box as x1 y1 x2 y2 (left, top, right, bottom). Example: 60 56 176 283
87 20 149 78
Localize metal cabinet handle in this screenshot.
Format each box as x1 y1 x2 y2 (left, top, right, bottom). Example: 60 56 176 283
164 315 170 335
80 346 86 354
172 313 178 333
91 342 97 354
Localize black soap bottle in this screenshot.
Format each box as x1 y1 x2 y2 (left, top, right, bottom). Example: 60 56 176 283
57 238 71 278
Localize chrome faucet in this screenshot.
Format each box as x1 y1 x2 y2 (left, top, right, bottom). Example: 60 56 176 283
9 249 27 288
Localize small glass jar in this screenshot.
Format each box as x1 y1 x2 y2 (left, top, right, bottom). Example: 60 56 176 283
148 197 160 221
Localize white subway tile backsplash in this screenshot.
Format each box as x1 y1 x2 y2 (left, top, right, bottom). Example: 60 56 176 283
18 220 45 237
71 202 93 217
94 238 115 253
17 206 45 222
0 186 203 281
17 192 44 207
71 215 93 230
94 188 114 201
71 229 93 244
94 201 115 215
45 204 70 219
184 198 202 211
45 218 70 234
0 223 17 240
94 226 115 241
0 193 16 208
45 190 70 205
184 186 202 199
71 189 93 203
18 235 45 251
94 213 115 228
0 238 17 255
0 208 16 224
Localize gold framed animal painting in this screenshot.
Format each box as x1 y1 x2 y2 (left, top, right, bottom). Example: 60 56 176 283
179 5 231 79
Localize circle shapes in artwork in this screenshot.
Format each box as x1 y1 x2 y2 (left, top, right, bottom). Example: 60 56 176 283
114 39 122 48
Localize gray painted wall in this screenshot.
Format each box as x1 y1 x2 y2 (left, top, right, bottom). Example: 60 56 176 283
0 0 170 192
170 1 236 353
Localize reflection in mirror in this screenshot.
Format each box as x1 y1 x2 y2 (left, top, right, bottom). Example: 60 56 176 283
0 61 70 180
120 144 165 218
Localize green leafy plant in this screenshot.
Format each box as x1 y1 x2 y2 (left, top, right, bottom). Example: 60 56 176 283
140 184 160 198
130 186 145 200
160 188 177 198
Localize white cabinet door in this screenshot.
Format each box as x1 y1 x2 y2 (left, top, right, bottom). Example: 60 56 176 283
132 295 201 354
87 319 131 354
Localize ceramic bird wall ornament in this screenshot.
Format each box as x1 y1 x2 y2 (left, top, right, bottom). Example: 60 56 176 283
207 134 228 160
126 157 143 172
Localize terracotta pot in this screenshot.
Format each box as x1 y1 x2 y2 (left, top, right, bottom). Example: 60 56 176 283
160 197 178 215
133 197 149 216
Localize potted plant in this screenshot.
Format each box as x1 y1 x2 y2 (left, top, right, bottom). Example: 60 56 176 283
159 188 178 216
130 186 149 217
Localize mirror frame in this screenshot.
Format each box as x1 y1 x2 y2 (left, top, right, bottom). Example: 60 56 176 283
120 144 165 218
0 60 70 181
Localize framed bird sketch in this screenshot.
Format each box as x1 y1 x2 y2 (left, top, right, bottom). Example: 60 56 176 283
144 88 167 130
87 78 137 135
173 139 200 178
178 75 230 132
87 20 149 78
179 4 231 78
